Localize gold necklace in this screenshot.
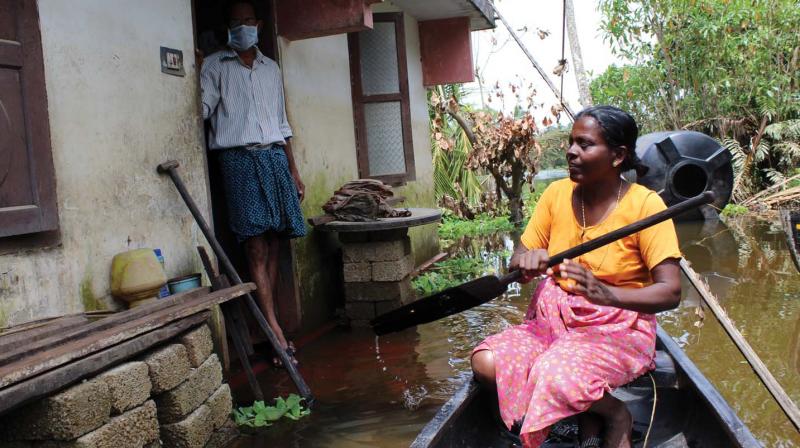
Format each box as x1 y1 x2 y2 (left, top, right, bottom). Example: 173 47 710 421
578 179 625 272
580 178 624 236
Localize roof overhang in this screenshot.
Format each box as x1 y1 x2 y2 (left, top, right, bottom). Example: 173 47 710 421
390 0 496 31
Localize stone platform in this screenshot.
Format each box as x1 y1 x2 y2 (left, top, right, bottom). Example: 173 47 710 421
315 208 441 326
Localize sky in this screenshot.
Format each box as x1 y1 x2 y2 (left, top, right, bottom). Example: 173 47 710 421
463 0 626 125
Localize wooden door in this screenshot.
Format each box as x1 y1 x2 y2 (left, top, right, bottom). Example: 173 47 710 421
0 1 58 238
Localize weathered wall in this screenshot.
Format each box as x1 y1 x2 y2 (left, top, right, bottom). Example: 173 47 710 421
0 0 209 327
278 34 357 329
278 3 438 331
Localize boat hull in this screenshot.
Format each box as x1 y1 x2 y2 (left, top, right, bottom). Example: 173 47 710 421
412 328 761 448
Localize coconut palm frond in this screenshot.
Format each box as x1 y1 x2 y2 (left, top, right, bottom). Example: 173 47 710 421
764 168 785 186
754 139 771 163
773 142 800 163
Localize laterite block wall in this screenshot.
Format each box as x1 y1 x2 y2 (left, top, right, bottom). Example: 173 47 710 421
0 324 236 448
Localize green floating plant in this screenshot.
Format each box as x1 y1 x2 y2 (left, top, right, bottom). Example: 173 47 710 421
232 394 311 428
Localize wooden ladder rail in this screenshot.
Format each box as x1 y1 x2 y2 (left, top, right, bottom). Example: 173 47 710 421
198 246 264 401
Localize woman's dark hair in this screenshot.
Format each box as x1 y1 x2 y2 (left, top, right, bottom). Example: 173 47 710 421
573 105 649 177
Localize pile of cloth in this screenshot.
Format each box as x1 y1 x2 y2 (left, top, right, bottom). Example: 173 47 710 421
313 179 411 224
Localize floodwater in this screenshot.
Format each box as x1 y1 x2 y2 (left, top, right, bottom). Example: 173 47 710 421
232 216 800 447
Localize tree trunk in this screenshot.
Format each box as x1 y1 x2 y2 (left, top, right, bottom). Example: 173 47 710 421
509 196 523 225
509 162 525 225
565 0 593 108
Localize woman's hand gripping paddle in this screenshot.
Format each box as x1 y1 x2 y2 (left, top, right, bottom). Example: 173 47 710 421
370 191 715 335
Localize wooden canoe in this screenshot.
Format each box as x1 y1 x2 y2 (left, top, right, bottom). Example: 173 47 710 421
780 209 800 273
412 327 761 448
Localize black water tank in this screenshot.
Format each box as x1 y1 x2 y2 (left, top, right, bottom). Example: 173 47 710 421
635 131 733 220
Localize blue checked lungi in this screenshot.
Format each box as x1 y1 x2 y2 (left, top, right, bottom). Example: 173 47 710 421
217 145 307 242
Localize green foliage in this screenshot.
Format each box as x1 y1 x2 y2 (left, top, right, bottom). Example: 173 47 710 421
412 256 490 296
232 395 310 428
764 120 800 174
721 203 749 217
412 251 511 296
437 213 515 240
589 65 665 134
593 0 800 135
593 0 800 203
789 168 800 189
429 85 485 209
722 119 800 201
537 126 570 169
522 185 545 221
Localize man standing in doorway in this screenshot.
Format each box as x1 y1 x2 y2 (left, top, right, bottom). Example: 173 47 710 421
200 1 305 366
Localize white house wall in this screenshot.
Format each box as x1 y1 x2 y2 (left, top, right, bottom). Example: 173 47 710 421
276 6 437 330
0 0 210 327
279 34 360 201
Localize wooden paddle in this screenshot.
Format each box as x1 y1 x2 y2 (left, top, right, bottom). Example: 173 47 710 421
371 191 715 335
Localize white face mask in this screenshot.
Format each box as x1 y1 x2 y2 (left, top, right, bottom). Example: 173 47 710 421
227 25 258 51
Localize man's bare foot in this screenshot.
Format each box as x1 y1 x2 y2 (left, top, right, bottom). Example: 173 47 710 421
603 406 632 448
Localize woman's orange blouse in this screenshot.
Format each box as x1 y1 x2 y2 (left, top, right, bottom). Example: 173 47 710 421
520 179 682 289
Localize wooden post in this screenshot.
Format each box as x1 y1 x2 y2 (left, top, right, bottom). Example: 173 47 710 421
680 258 800 431
198 247 263 401
158 160 312 402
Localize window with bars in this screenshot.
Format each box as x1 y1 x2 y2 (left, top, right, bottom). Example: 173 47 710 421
348 13 415 185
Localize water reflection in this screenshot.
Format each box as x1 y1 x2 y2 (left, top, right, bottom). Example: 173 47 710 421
237 216 800 447
663 217 800 447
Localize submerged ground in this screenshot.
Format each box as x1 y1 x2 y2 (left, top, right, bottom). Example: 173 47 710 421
231 215 800 447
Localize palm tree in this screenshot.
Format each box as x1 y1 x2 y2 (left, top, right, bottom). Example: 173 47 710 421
565 0 593 108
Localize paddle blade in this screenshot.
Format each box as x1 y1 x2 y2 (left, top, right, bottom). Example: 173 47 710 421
371 274 510 335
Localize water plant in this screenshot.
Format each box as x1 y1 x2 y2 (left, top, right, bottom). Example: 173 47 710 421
232 394 310 428
412 249 512 296
721 204 749 218
438 213 516 240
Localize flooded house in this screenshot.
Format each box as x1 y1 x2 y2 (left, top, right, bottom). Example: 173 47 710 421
0 0 495 332
0 0 495 446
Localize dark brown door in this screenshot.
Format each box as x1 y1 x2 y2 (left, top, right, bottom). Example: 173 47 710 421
0 1 58 238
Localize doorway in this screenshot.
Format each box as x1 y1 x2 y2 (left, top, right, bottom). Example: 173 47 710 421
192 0 302 334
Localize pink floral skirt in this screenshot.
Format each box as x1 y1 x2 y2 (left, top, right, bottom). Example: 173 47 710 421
473 278 657 447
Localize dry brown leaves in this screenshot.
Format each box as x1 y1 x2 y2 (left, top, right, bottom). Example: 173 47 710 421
467 111 542 184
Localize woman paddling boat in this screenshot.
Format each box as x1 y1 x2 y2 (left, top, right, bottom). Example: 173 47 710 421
471 106 683 448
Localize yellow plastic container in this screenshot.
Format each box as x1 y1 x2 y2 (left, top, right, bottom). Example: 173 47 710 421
110 249 167 308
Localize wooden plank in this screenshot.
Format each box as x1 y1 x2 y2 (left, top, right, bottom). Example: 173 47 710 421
1 313 82 336
391 12 416 183
198 245 261 398
198 247 262 396
0 312 209 415
0 315 88 352
0 287 211 366
196 246 231 370
680 259 800 432
347 30 369 179
0 283 254 388
224 304 263 401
